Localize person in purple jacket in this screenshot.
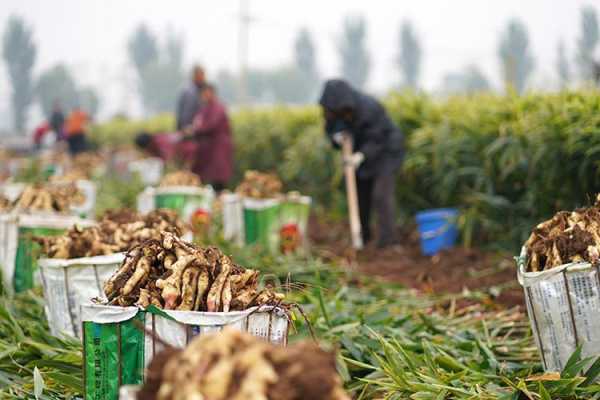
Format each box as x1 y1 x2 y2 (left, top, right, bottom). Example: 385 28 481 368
184 84 233 192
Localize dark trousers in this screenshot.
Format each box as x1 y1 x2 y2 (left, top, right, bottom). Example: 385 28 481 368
66 133 88 155
357 172 397 246
210 182 226 192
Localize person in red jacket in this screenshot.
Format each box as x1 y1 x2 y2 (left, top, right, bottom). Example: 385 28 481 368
185 84 233 191
135 131 197 164
33 122 51 148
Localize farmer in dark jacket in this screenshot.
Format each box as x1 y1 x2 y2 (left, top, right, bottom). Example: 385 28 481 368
176 65 206 130
319 79 404 248
185 84 233 191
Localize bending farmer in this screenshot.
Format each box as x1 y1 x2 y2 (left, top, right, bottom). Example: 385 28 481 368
319 79 404 248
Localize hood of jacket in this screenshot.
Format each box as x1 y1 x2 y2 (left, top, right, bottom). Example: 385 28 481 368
318 79 358 112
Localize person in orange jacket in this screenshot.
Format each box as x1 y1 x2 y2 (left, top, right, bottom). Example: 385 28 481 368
64 107 90 155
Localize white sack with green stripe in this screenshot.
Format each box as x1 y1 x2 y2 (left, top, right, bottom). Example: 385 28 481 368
81 303 289 400
38 253 125 338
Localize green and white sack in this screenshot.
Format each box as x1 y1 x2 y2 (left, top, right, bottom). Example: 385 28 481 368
137 186 215 227
222 193 312 253
221 193 244 245
243 198 283 253
39 253 124 338
0 213 94 293
517 247 600 372
222 196 283 252
82 304 289 400
280 194 312 253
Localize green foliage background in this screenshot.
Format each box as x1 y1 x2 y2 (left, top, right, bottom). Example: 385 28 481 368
91 90 600 252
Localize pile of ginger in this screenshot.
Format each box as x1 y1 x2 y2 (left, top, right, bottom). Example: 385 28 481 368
139 329 350 400
36 209 185 259
103 231 284 311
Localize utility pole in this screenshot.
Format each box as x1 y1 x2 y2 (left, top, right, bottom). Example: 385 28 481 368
238 0 250 104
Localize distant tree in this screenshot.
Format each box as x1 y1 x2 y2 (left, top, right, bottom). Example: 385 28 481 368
441 65 490 95
142 31 185 113
36 65 79 117
215 70 238 105
140 62 183 113
2 16 36 132
77 87 100 118
127 25 183 114
268 66 309 103
246 69 270 102
295 28 318 80
36 65 100 117
338 16 370 89
556 39 570 88
498 18 535 94
128 25 158 73
164 29 183 70
575 6 599 81
397 20 422 89
294 28 319 101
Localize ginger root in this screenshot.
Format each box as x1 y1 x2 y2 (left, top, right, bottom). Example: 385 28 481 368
138 329 350 400
104 232 285 312
36 208 186 260
526 194 600 272
11 183 84 213
236 170 283 199
159 171 201 187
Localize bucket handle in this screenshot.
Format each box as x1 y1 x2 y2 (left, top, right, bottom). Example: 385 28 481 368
421 223 450 239
420 216 457 240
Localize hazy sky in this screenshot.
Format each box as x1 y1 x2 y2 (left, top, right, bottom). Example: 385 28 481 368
0 0 599 124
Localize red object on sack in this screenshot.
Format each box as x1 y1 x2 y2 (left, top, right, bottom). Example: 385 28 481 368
280 223 301 254
191 208 211 233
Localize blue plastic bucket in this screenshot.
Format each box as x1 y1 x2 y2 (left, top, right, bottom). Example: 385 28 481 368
415 208 459 256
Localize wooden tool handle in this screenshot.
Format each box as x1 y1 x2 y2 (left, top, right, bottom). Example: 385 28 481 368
341 133 363 249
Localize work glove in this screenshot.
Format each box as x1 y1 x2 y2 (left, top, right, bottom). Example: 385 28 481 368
182 125 194 137
344 152 365 168
332 132 345 145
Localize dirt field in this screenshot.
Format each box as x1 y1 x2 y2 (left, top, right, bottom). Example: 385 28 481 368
309 215 524 308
